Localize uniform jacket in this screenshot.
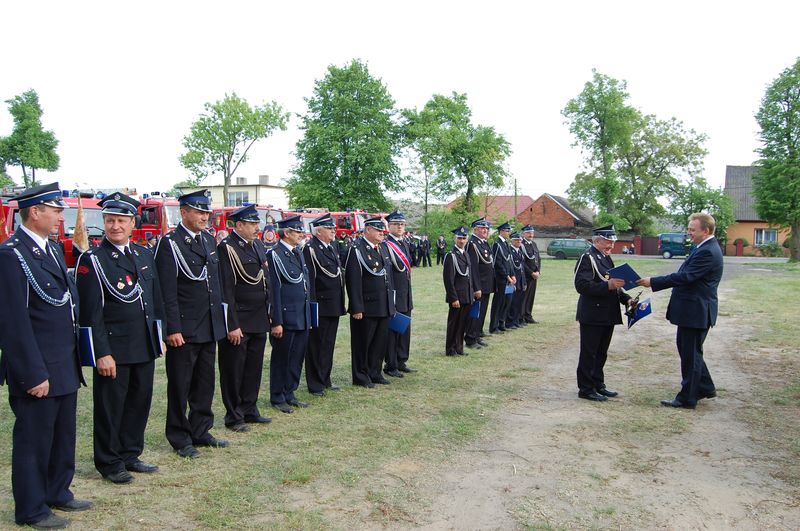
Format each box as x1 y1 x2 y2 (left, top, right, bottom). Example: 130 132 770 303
511 246 527 292
442 247 477 305
303 235 345 318
76 238 165 365
467 234 495 293
521 238 541 277
344 237 396 318
650 237 723 329
0 229 84 396
217 231 270 334
574 245 631 325
492 236 514 282
385 234 413 313
267 241 311 331
154 223 226 343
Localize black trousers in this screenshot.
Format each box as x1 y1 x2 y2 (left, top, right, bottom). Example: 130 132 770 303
523 277 538 320
269 328 308 405
489 284 512 332
446 304 471 355
508 288 525 326
675 326 716 406
436 252 445 265
306 316 339 393
94 361 155 476
465 293 491 345
385 313 411 371
219 332 267 426
165 341 216 450
10 392 77 525
577 324 614 394
421 252 431 267
350 315 388 385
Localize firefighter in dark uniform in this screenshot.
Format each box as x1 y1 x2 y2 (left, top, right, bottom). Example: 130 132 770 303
489 222 516 333
0 182 92 528
383 211 416 378
508 232 527 329
443 227 479 357
75 192 165 484
267 215 312 413
344 217 396 388
521 225 541 324
464 217 494 349
155 189 228 458
216 204 272 431
303 213 345 397
574 225 632 402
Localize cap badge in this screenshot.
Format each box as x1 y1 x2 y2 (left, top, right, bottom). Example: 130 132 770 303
114 193 121 201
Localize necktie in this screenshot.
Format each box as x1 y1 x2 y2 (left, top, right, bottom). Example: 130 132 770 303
46 242 68 282
124 246 139 280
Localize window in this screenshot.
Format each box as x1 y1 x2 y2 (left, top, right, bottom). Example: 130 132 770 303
227 191 249 206
754 228 778 245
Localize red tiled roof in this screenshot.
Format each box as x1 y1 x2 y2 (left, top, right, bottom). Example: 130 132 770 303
445 195 535 222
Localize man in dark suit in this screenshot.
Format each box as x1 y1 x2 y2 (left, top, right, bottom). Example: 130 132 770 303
435 235 447 265
638 213 722 409
345 217 396 388
216 205 272 431
442 227 479 357
0 182 92 529
574 226 633 402
76 193 164 484
489 222 516 333
383 211 416 377
419 235 432 267
303 213 345 397
465 218 494 349
507 232 527 329
520 225 541 324
155 189 228 458
267 215 312 413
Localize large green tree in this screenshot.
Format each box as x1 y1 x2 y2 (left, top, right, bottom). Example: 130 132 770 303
180 93 288 206
668 177 734 243
0 161 14 187
0 89 59 187
403 92 510 214
286 59 402 211
753 57 800 261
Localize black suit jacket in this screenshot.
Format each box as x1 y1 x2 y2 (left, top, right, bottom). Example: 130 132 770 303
492 237 514 282
267 242 311 331
521 238 541 276
574 245 631 326
217 231 270 334
650 237 723 329
0 229 84 396
442 247 477 304
303 236 345 318
76 238 165 365
467 235 495 292
385 234 413 313
154 223 226 343
344 237 396 317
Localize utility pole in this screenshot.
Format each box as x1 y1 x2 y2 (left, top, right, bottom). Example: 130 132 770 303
513 178 518 224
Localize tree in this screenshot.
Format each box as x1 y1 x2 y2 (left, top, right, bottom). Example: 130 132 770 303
286 59 402 211
0 89 59 187
669 177 734 243
403 93 510 214
180 93 288 206
753 57 800 261
0 160 14 188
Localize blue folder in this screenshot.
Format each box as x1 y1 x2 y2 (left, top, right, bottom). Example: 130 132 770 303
310 302 319 329
627 298 652 329
608 263 641 291
469 300 481 318
504 283 515 295
389 312 411 334
78 327 96 367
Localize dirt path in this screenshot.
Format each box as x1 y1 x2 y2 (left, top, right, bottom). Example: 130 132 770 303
412 266 800 530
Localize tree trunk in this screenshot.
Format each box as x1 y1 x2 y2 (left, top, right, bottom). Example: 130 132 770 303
223 171 230 207
792 222 800 262
423 167 429 231
464 180 474 214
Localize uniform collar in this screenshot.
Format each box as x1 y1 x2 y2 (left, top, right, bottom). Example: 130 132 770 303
179 222 199 239
104 237 130 254
19 224 49 252
279 239 295 252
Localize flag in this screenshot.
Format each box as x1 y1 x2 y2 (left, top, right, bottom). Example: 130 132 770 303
72 199 89 253
627 298 652 329
0 201 8 242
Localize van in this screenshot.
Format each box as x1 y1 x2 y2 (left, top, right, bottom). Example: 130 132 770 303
547 238 591 259
658 233 690 259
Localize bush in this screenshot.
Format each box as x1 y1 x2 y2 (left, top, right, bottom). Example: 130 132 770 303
756 242 784 257
734 237 750 247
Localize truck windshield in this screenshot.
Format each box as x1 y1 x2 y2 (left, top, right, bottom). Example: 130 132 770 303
165 205 181 228
64 208 105 237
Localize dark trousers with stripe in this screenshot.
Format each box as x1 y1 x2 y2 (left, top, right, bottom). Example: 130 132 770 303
350 316 388 385
219 332 267 425
385 314 411 371
269 328 308 404
465 293 491 345
523 277 538 320
446 304 471 355
306 316 339 393
165 341 216 449
577 324 614 394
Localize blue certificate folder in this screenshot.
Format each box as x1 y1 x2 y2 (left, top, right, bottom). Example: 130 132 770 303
627 298 652 329
607 263 641 291
310 302 319 329
78 327 96 367
504 283 515 295
469 300 481 318
388 312 411 334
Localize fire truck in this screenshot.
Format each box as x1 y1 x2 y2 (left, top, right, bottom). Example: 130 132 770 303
131 192 181 245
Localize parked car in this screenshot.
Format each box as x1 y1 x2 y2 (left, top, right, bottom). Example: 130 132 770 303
547 238 591 259
657 232 690 259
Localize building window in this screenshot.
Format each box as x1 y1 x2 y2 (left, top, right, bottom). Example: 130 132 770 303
754 228 778 245
227 191 249 206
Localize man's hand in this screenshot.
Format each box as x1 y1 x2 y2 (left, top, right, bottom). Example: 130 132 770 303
451 300 461 308
607 278 625 290
352 312 363 320
474 290 482 299
96 355 117 379
166 332 185 348
636 277 652 288
227 328 244 346
508 276 517 285
27 379 49 398
271 324 283 339
533 271 540 279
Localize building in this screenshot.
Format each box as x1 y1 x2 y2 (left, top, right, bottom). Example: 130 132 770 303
723 165 790 256
183 175 288 208
445 195 535 224
517 193 594 236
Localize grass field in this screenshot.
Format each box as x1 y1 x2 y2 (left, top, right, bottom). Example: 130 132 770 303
0 257 797 529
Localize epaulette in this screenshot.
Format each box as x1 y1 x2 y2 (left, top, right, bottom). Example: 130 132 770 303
1 237 20 248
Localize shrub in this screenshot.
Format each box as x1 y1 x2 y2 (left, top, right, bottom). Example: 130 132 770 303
756 242 784 257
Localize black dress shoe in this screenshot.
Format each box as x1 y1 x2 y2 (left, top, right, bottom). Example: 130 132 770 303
498 326 508 332
698 391 717 399
126 460 159 473
288 399 309 408
398 365 417 373
660 399 695 409
481 332 492 337
31 514 70 529
456 351 468 356
176 445 200 459
384 369 404 377
244 415 272 424
524 317 535 324
373 378 391 385
194 436 230 448
310 390 325 397
476 339 489 347
272 402 294 413
103 470 134 484
327 384 341 391
226 422 250 433
597 388 619 397
578 392 608 402
52 499 93 512
465 342 482 349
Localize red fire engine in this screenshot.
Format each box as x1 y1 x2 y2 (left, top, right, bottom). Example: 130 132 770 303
131 192 181 245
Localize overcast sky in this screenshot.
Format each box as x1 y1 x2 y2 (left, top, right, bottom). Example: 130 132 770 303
2 0 798 205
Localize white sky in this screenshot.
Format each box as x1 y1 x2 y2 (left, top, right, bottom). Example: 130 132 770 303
2 0 798 205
